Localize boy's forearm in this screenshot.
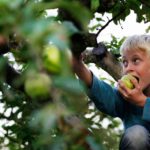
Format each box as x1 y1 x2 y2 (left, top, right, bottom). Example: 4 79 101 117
72 57 92 87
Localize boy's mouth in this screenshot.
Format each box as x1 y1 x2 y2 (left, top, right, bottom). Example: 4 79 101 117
133 75 139 83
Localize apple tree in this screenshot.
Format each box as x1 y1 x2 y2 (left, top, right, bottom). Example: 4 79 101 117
0 0 149 150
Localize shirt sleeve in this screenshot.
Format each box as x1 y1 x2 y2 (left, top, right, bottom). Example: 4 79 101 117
87 73 125 118
142 97 150 121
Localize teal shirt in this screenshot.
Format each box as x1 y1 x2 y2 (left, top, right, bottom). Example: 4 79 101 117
88 74 150 131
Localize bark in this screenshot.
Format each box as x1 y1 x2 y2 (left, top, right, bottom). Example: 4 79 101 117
83 43 122 81
5 63 24 90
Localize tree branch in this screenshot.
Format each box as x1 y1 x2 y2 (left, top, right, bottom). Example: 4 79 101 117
141 0 150 8
0 62 24 91
5 64 21 88
83 43 122 81
70 32 97 58
96 9 126 36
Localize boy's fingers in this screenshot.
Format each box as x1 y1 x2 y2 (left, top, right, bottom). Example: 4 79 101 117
118 80 130 97
118 86 128 98
130 77 139 89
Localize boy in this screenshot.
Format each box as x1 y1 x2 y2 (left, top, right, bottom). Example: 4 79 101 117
73 34 150 150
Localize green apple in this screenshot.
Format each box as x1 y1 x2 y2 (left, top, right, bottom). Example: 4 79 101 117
25 73 51 98
121 74 136 89
43 45 61 74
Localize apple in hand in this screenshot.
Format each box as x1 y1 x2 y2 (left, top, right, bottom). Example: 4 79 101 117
121 74 137 89
25 73 51 98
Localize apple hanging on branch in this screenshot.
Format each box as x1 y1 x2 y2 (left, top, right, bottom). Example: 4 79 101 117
42 45 61 74
24 73 52 99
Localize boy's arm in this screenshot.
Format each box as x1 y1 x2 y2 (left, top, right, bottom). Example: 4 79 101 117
72 55 125 118
72 55 93 88
143 97 150 122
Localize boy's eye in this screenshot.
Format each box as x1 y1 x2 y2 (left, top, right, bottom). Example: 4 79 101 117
133 58 140 64
122 60 128 67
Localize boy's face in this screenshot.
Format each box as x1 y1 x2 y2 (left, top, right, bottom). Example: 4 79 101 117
121 49 150 90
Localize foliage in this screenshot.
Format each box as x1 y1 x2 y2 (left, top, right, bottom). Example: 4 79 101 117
105 35 125 58
0 0 149 150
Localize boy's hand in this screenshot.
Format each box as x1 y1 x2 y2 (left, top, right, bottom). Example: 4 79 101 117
71 53 92 87
72 53 84 71
117 77 147 107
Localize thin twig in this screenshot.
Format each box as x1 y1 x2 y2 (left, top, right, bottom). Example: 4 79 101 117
96 9 126 37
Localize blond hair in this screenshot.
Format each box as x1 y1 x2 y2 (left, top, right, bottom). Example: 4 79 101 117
120 34 150 55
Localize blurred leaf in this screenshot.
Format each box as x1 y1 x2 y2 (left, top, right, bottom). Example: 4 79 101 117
91 0 100 12
86 136 105 150
53 76 85 95
62 21 79 36
30 103 70 133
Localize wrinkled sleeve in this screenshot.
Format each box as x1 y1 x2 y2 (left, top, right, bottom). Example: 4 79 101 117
142 97 150 121
87 74 124 118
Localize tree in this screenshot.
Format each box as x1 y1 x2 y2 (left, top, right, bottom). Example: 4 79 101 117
0 0 149 149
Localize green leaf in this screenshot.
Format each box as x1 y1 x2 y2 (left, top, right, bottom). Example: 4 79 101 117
62 21 79 36
30 104 70 133
86 136 105 150
53 76 85 95
91 0 100 12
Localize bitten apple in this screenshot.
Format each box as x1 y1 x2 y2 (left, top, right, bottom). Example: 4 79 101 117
121 74 137 89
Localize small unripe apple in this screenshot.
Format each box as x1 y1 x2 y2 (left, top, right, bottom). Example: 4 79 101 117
43 45 61 74
121 74 136 89
25 73 51 98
